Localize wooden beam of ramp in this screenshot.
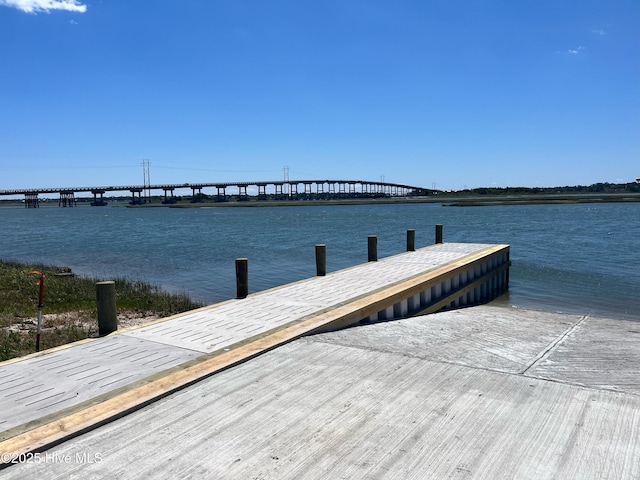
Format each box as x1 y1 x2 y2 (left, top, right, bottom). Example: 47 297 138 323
0 245 508 462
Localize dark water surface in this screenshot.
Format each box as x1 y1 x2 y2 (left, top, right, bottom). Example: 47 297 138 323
1 202 638 320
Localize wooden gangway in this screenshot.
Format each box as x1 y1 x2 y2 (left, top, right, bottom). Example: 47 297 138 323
0 242 509 461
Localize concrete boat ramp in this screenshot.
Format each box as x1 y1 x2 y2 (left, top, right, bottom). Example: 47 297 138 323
1 243 639 478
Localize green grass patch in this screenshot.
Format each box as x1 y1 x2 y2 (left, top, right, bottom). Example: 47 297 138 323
0 259 204 360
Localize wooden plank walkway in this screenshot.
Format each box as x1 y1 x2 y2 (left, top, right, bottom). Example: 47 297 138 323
0 242 509 459
2 305 638 479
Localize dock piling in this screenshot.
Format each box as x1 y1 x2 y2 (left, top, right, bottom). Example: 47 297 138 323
96 281 118 336
407 229 415 252
236 258 249 299
368 236 378 262
315 244 327 276
435 224 443 244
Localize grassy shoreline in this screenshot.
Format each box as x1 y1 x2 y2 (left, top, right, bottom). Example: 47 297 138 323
113 191 640 208
0 260 203 361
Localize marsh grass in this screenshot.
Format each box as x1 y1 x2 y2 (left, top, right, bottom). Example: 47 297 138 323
0 259 203 360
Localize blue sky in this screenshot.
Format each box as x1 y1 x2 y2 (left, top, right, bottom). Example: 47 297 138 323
1 0 639 192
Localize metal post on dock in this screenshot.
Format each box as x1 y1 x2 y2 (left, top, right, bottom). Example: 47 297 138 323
236 258 249 299
315 244 326 276
96 281 118 336
368 236 378 262
407 229 415 252
435 224 443 244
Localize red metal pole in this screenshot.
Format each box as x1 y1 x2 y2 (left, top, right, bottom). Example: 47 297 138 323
30 271 44 352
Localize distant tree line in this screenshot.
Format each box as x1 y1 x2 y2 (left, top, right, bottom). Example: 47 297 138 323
439 182 640 196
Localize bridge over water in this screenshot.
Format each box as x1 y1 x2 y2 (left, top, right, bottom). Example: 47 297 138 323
0 179 426 207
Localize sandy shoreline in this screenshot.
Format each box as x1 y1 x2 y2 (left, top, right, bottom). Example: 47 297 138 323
6 311 160 335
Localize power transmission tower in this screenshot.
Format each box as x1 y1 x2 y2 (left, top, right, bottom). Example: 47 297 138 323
142 159 151 203
283 165 290 196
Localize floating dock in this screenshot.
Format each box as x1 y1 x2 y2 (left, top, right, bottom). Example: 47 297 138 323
0 242 510 462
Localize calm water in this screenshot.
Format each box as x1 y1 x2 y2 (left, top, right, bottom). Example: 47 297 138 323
0 202 638 321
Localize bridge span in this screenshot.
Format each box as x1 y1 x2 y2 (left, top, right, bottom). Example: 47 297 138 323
0 179 426 207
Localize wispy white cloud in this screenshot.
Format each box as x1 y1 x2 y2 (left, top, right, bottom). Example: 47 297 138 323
556 45 585 56
0 0 87 13
591 28 606 36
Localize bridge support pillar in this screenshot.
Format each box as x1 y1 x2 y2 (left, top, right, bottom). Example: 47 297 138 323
59 191 77 207
25 193 39 208
303 183 313 195
257 184 267 200
91 190 107 206
215 185 227 202
190 187 204 203
130 188 144 205
162 188 176 204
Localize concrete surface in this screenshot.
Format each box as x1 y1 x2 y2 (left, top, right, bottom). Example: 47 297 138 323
2 305 638 479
